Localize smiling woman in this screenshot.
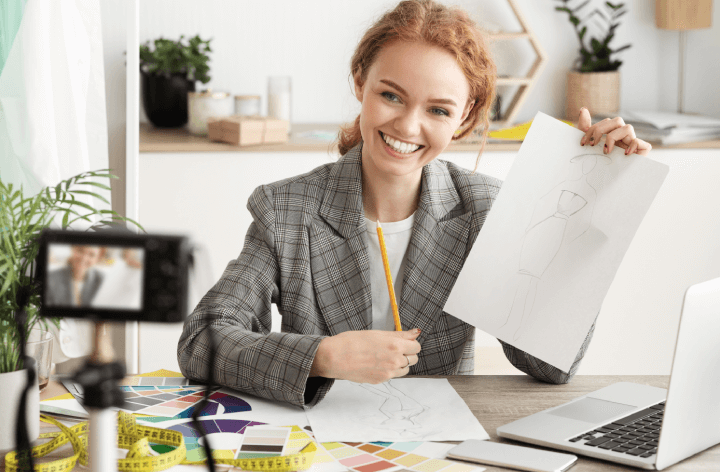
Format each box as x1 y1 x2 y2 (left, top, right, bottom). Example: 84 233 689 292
177 0 599 408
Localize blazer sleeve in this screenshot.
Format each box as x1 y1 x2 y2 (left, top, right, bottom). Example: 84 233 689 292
177 185 330 407
498 315 597 383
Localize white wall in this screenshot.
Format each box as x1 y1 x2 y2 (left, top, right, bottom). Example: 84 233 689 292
134 0 720 125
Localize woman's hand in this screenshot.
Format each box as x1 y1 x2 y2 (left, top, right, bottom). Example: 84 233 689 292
310 329 421 384
577 107 652 156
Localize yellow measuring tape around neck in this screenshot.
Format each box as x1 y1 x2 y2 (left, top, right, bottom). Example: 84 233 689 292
5 412 317 472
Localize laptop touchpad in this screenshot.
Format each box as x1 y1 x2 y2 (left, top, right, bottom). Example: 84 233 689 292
548 397 637 424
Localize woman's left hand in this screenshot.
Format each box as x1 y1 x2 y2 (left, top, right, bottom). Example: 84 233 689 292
577 107 652 156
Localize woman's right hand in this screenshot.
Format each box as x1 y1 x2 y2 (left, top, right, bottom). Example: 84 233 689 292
310 329 421 383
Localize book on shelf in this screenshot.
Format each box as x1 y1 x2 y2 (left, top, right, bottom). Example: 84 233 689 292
597 110 720 145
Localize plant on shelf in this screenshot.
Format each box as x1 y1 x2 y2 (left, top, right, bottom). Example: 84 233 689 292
554 1 630 120
0 169 143 375
139 34 213 128
554 0 630 72
140 34 213 84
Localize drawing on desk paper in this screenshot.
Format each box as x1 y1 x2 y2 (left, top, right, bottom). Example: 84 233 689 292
500 152 613 341
305 378 488 442
360 381 429 437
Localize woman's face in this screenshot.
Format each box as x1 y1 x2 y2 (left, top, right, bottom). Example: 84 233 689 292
354 40 474 180
69 245 102 280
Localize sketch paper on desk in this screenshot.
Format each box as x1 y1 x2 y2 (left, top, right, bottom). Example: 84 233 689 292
305 378 489 442
444 112 669 372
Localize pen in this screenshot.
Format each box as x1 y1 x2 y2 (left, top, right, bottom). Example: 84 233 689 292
376 220 402 331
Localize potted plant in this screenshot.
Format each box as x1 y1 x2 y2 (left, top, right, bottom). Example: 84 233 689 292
554 1 631 121
140 34 213 128
0 169 142 450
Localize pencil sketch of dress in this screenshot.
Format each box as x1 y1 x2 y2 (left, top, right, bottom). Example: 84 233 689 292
501 153 612 340
359 381 433 438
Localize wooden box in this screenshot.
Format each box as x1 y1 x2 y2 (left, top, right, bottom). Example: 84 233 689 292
208 116 289 146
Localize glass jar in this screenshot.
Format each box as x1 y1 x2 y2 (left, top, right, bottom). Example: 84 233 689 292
267 76 292 132
26 327 53 392
234 95 261 117
188 90 234 136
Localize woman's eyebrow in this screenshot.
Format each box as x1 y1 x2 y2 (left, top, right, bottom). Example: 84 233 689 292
379 79 457 107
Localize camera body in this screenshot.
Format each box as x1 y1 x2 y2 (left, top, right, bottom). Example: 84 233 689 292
37 229 191 323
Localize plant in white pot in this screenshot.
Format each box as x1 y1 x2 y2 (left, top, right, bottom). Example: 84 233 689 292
554 0 631 121
0 169 142 451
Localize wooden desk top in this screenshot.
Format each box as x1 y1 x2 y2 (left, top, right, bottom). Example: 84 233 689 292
8 376 719 471
139 123 720 154
445 375 719 471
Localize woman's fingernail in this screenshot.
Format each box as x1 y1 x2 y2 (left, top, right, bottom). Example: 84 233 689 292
413 328 421 335
604 144 608 154
579 107 586 112
581 137 585 145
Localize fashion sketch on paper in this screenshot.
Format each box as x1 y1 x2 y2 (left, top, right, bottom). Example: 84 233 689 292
500 152 613 341
360 381 432 438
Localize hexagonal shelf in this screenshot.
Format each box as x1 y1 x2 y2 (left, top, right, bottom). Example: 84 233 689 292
487 0 547 129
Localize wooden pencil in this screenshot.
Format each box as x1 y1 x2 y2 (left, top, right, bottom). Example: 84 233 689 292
376 220 402 331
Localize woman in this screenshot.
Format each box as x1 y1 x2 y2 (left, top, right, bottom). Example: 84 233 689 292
177 0 651 407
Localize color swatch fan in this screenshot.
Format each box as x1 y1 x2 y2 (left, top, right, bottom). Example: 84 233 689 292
158 419 267 461
121 385 251 418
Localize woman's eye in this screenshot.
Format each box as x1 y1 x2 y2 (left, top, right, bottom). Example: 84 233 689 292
430 107 449 117
381 91 400 102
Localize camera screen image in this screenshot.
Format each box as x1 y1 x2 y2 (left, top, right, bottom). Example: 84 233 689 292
45 243 144 311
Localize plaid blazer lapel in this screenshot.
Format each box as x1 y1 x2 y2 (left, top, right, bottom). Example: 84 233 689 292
312 144 372 334
399 160 472 340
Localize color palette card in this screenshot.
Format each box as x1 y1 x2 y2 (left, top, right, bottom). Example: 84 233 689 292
120 385 251 419
154 418 267 461
235 425 291 459
321 441 486 472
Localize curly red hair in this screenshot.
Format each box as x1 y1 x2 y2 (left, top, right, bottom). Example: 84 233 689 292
338 0 496 160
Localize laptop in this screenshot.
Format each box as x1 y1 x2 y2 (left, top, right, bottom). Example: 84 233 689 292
497 276 720 470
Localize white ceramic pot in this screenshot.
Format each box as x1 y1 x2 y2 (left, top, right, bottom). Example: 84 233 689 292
188 91 234 136
0 360 39 452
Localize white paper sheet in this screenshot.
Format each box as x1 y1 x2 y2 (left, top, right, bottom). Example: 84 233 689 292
445 112 669 372
305 378 489 442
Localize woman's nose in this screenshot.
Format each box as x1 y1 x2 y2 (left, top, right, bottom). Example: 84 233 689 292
394 108 422 138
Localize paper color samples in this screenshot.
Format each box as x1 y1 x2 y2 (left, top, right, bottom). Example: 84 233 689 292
120 385 251 419
326 441 485 472
236 426 292 459
163 418 267 461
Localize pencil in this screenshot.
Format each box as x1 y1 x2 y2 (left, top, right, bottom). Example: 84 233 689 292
376 220 402 331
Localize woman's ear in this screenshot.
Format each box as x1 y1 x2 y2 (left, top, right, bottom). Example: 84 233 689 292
461 100 476 124
353 72 364 102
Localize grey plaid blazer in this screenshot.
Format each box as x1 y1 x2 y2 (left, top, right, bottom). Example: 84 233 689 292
178 143 595 407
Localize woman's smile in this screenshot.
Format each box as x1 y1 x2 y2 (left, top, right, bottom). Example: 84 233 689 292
379 131 425 157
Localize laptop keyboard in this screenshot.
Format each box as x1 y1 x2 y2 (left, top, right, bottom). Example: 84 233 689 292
568 401 665 459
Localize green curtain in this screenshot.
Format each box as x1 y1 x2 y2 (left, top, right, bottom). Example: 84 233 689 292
0 0 26 76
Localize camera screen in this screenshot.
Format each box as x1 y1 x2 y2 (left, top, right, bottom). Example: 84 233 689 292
44 243 145 311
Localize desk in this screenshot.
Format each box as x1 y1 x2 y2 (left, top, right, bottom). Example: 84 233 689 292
8 375 718 471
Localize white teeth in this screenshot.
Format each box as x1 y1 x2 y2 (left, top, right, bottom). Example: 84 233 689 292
382 132 420 154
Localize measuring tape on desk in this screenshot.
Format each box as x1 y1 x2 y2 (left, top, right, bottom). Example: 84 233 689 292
5 412 317 472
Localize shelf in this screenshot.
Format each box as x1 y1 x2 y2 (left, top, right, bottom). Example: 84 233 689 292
139 123 720 153
487 32 531 40
477 0 547 125
497 77 533 85
139 123 524 153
